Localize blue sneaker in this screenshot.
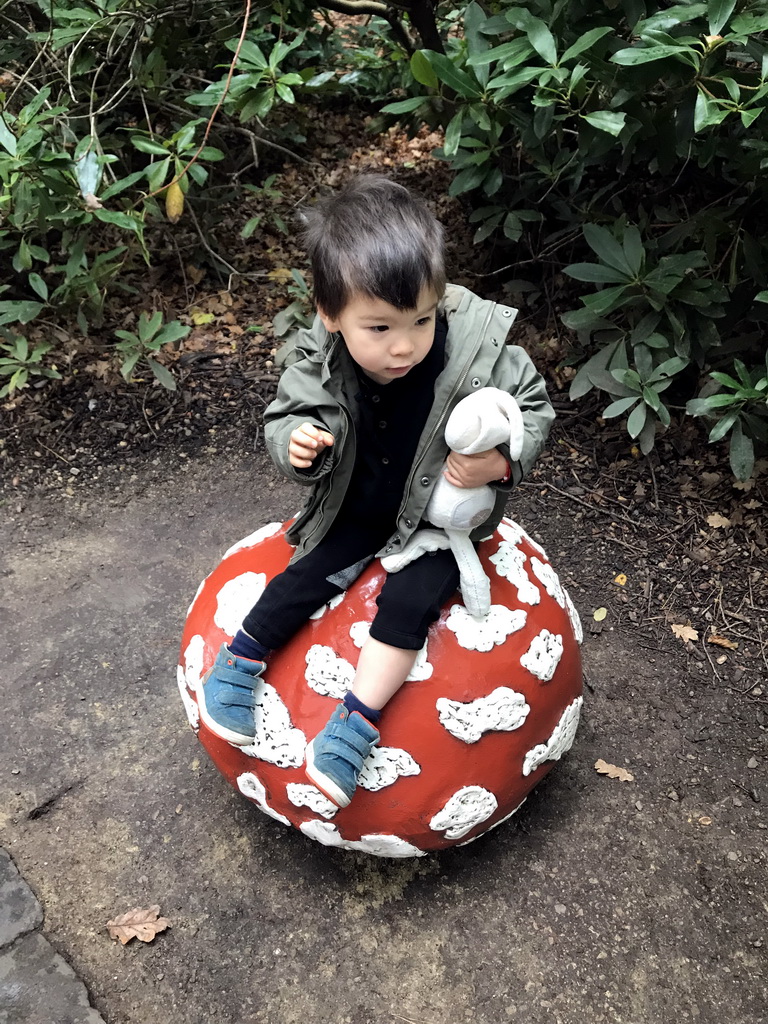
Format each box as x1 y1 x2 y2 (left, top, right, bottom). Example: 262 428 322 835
196 644 265 746
305 704 380 808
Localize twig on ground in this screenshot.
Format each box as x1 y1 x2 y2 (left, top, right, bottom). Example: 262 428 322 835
530 479 643 530
185 203 239 281
141 388 157 437
646 455 659 510
39 442 72 466
700 637 722 681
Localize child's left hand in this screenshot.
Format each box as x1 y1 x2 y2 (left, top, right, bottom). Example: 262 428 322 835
444 448 509 488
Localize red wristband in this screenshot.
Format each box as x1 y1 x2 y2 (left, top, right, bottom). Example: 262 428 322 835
499 459 511 484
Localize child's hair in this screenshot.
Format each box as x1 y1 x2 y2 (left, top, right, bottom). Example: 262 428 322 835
301 174 446 319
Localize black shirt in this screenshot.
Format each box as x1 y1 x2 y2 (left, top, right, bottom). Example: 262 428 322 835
338 316 448 528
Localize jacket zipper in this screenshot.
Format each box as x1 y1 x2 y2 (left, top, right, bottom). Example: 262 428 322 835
398 301 496 520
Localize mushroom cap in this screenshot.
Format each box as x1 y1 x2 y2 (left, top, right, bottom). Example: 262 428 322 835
178 518 583 856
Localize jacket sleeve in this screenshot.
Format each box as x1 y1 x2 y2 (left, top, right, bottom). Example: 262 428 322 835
263 332 339 485
491 344 555 490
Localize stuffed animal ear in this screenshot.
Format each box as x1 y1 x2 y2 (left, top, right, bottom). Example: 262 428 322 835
445 388 525 459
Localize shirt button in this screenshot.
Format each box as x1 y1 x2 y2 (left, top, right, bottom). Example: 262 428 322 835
420 475 430 485
382 457 389 465
372 395 380 403
378 420 387 429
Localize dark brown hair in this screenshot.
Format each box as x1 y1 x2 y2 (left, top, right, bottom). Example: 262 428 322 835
300 175 446 319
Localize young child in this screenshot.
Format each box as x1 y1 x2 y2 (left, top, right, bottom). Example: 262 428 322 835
197 174 554 808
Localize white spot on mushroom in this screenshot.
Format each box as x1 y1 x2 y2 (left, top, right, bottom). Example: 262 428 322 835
523 696 583 776
299 820 426 857
445 603 527 652
488 543 540 605
563 587 583 644
304 644 355 699
214 572 266 637
309 592 345 620
437 687 530 743
176 664 199 729
500 518 548 558
286 783 338 819
350 621 433 681
183 633 206 691
241 682 306 768
457 797 527 845
237 772 291 826
359 746 421 791
429 785 498 839
530 557 565 608
521 630 564 682
222 522 282 559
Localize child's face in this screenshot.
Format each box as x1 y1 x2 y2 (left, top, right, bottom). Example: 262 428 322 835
319 286 439 385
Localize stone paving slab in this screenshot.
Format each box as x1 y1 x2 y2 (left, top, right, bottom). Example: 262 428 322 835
0 848 105 1024
0 931 106 1024
0 849 42 949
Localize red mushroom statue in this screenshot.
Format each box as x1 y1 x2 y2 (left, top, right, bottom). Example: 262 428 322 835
178 517 583 857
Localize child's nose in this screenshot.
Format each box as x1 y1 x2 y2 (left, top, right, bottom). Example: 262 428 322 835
390 332 414 356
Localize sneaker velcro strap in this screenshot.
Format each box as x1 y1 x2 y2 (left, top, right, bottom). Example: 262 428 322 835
206 666 258 710
325 723 374 759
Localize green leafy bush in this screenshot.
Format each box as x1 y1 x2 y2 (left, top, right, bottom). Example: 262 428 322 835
0 0 344 379
114 312 191 390
377 0 768 476
0 331 61 398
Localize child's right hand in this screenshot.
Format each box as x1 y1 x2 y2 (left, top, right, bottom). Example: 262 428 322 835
288 422 335 468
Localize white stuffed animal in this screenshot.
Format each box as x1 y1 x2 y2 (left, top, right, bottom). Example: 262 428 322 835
382 387 524 618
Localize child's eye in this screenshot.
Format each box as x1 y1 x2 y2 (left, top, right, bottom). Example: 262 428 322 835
368 325 389 333
416 316 433 327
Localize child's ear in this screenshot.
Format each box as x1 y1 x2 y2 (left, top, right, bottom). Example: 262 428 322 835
316 307 340 333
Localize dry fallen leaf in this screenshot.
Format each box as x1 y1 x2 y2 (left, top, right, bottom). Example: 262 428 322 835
699 816 712 826
593 607 608 622
594 759 634 782
614 573 627 586
190 308 215 326
707 634 738 650
707 512 731 529
267 267 294 283
107 905 170 945
671 623 699 643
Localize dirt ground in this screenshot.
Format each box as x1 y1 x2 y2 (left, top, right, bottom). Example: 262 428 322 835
1 420 766 1024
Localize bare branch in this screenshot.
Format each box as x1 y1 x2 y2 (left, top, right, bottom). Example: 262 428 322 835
316 0 389 15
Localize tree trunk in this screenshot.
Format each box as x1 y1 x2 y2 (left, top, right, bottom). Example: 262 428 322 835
404 0 444 53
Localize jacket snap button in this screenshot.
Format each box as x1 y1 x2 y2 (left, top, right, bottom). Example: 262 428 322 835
502 309 512 317
404 518 413 528
420 475 430 485
471 377 481 388
382 457 389 465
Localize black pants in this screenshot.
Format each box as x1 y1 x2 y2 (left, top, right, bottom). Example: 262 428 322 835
242 518 460 651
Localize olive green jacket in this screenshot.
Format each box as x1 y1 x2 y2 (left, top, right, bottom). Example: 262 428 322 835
264 284 554 562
